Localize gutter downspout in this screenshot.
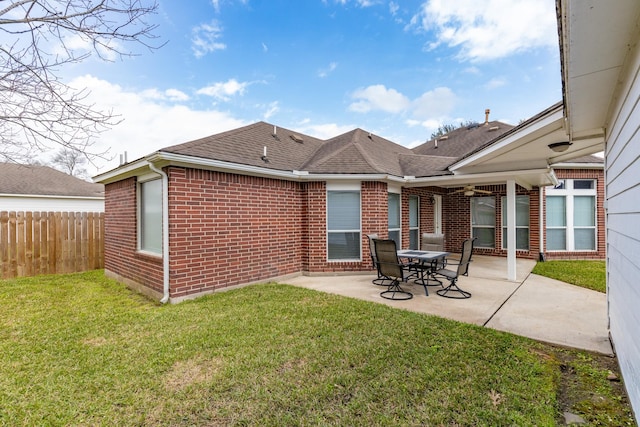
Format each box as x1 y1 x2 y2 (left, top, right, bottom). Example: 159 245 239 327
148 162 170 304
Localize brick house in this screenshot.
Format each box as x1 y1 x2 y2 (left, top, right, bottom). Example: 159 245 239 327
95 104 603 303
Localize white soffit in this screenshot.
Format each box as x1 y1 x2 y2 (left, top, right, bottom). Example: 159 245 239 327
561 0 640 138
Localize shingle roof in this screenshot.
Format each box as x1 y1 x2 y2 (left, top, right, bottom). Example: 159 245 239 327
155 118 596 179
411 121 514 158
301 129 414 175
558 154 604 164
0 163 104 197
162 122 326 172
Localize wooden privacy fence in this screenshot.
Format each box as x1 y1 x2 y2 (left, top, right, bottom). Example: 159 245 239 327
0 211 104 279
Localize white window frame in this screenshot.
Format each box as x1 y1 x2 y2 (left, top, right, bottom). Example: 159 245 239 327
137 176 163 256
501 195 530 251
546 179 597 251
326 182 362 262
408 195 420 250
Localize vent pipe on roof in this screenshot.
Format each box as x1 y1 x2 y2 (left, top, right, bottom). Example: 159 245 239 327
484 108 490 125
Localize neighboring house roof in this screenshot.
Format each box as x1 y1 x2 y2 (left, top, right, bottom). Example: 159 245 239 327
412 121 515 159
0 163 104 198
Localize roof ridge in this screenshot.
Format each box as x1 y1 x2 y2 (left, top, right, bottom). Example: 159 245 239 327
352 129 395 173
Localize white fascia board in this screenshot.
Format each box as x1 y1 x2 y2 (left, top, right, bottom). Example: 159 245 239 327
0 193 104 201
403 168 557 188
92 157 155 184
552 162 604 169
94 151 405 185
450 106 565 171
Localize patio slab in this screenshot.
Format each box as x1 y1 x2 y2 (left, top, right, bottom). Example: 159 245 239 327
283 256 613 355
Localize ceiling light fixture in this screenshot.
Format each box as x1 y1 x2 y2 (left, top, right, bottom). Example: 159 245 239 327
548 141 572 152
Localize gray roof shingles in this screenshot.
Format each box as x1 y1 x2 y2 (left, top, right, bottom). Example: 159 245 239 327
156 119 601 179
0 163 104 197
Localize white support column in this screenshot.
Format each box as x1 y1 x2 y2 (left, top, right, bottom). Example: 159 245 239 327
507 179 517 281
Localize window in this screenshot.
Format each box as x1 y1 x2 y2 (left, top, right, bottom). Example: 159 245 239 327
388 192 401 248
408 196 419 249
471 197 495 248
327 190 361 260
139 179 162 254
501 195 530 250
546 196 566 250
546 179 596 251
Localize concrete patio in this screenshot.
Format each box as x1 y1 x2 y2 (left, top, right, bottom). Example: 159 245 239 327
283 255 613 355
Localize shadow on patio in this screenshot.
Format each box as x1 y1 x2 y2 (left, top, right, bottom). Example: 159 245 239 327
283 255 613 355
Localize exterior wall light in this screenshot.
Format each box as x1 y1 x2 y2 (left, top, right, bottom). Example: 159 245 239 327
548 141 572 152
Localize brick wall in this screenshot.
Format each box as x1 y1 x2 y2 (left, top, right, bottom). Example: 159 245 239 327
104 168 602 301
442 184 541 259
104 177 164 295
167 167 306 299
401 187 444 249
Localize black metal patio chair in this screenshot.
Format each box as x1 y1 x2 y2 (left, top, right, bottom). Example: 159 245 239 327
373 239 413 300
434 238 475 299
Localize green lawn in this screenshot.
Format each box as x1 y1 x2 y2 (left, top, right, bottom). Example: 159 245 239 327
0 271 633 426
532 260 606 293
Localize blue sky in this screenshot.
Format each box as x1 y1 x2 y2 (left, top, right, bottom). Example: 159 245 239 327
58 0 561 175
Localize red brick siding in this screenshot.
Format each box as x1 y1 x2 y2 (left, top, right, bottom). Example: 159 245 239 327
401 187 445 249
362 181 389 269
541 169 605 260
167 167 305 299
104 177 164 294
105 168 602 300
442 185 541 259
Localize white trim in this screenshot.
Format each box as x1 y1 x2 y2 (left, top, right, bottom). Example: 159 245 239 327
0 193 103 201
326 181 361 191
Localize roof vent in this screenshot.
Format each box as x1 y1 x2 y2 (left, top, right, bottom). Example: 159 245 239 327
488 126 500 131
438 135 448 140
290 134 304 143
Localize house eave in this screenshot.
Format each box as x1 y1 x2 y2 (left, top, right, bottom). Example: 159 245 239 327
0 193 104 201
94 151 412 185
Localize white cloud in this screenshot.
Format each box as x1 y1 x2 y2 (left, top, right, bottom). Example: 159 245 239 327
196 79 249 101
411 87 456 119
298 122 355 140
54 33 120 62
140 88 190 102
191 21 226 58
349 85 411 113
389 2 399 15
414 0 557 61
484 77 507 90
348 84 455 120
262 42 268 52
262 101 279 120
67 75 246 176
318 62 338 78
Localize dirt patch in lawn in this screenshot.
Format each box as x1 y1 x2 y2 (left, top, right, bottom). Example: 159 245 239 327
551 348 635 426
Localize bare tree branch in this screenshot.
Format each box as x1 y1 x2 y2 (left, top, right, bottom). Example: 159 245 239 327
0 0 162 164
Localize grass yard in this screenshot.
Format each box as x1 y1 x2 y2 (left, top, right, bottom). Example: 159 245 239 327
0 271 633 426
532 260 606 293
